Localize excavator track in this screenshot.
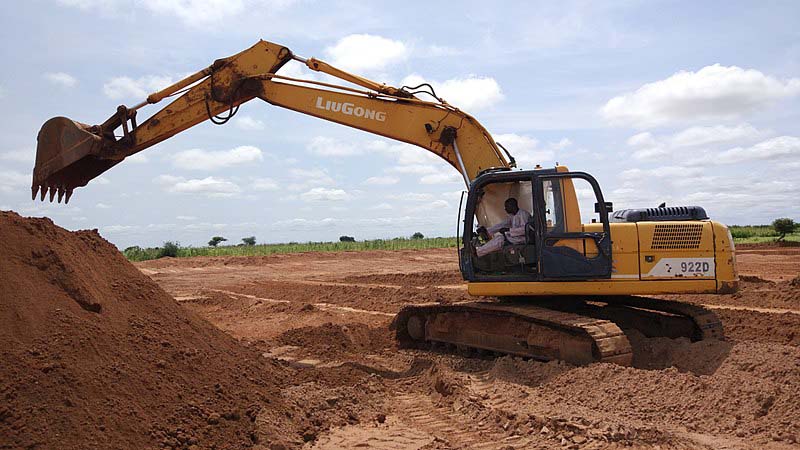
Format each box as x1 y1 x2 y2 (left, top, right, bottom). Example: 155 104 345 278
590 296 724 341
392 301 633 366
392 296 724 367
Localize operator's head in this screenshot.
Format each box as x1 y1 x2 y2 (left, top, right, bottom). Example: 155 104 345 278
504 198 519 215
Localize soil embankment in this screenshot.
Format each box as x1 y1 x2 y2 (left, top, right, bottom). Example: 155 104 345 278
0 211 312 449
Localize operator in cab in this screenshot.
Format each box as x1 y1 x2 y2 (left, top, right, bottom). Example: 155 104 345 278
475 198 531 257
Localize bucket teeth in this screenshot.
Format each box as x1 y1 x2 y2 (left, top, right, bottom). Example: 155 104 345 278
31 184 75 204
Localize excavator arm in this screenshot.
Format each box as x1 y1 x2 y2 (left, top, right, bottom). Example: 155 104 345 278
32 39 512 203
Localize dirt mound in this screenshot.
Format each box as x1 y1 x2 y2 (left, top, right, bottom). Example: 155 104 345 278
0 211 308 449
487 357 572 386
627 331 733 374
277 323 395 358
342 270 463 287
540 341 800 444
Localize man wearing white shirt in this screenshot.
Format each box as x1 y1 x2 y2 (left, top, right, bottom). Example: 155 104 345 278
476 198 531 257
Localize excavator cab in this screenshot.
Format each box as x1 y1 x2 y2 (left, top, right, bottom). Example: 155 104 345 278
460 167 613 283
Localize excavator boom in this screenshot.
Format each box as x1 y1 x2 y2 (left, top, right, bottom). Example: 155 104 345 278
32 39 510 203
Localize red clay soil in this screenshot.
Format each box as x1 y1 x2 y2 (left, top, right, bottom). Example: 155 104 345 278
0 211 319 450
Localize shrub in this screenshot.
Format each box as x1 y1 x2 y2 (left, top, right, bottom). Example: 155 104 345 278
411 232 425 239
208 236 227 247
729 228 754 239
773 218 796 241
241 236 256 246
339 235 355 242
157 241 180 258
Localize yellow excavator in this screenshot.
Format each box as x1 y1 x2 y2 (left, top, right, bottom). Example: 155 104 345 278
32 39 738 366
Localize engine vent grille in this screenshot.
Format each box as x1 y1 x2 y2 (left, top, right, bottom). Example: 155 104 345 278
651 223 704 249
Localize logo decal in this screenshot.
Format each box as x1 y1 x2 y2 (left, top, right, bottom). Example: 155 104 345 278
315 97 387 122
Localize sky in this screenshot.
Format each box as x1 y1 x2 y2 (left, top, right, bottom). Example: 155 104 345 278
1 0 799 249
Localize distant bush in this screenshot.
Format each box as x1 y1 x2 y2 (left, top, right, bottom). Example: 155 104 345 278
208 236 227 247
729 228 754 239
411 232 424 239
339 235 355 242
773 218 797 241
241 236 256 246
122 246 146 260
157 241 180 258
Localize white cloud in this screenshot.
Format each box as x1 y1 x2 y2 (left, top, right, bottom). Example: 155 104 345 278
59 0 299 26
96 202 111 209
621 165 704 180
386 164 438 175
626 124 768 162
420 172 462 185
103 75 173 100
366 140 440 166
44 72 78 88
693 136 800 165
625 124 766 161
272 217 339 230
324 34 408 72
252 177 279 191
299 187 351 202
0 149 34 163
401 74 503 111
154 175 241 197
101 224 137 233
235 116 265 131
287 167 335 191
307 136 360 157
171 145 263 170
670 123 762 147
363 176 399 186
176 215 197 221
94 177 111 185
387 193 434 202
0 84 5 99
416 199 450 211
0 170 29 193
140 0 245 26
371 203 393 210
127 153 149 163
602 64 800 127
424 45 463 57
493 133 556 167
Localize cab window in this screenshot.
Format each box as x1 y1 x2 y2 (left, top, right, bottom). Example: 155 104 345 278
542 179 564 233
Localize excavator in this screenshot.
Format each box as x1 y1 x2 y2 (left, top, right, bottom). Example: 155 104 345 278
32 39 738 366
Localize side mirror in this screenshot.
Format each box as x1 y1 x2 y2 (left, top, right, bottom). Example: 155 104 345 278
594 201 613 214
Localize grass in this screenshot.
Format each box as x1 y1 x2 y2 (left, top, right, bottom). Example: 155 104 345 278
728 225 800 244
122 225 800 262
123 237 459 262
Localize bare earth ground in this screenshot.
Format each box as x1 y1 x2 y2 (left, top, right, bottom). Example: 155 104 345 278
135 247 800 450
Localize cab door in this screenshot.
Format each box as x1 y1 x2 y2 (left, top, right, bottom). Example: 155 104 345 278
535 172 612 280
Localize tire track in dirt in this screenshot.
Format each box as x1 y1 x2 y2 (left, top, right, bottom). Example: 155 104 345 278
392 392 536 449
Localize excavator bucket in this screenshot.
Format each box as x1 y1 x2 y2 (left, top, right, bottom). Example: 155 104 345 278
32 117 115 203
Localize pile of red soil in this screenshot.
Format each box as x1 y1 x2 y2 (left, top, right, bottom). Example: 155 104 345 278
0 212 306 449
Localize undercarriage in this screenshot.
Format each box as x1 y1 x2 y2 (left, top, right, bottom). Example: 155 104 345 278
392 296 723 366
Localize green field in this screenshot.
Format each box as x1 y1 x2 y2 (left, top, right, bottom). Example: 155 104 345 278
728 225 800 244
123 237 459 262
122 225 799 262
